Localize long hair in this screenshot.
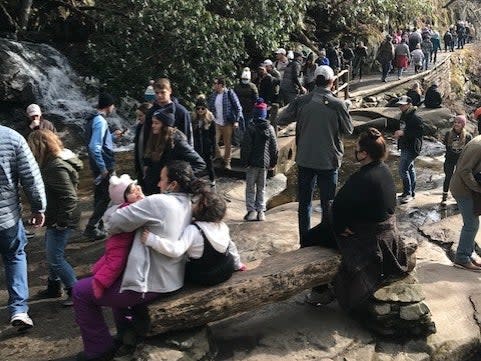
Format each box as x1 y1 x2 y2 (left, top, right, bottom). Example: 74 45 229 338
27 129 63 167
164 160 209 195
144 124 176 162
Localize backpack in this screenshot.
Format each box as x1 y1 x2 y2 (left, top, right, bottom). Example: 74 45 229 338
84 113 108 148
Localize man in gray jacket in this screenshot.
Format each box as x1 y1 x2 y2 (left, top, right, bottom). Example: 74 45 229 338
282 66 353 246
0 126 46 331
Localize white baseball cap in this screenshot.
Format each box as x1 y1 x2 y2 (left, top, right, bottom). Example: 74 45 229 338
26 104 42 117
395 95 412 105
275 48 287 55
263 59 273 66
314 65 335 81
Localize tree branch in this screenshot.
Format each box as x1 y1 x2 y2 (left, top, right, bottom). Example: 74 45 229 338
45 1 129 19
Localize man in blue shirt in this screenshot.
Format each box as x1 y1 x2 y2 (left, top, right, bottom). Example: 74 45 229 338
84 93 116 241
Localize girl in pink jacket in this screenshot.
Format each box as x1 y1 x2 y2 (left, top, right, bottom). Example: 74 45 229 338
91 174 144 299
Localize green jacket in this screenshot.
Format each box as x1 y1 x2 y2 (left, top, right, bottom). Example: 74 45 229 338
41 151 83 228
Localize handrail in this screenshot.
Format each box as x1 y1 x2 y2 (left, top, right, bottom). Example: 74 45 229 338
332 67 350 99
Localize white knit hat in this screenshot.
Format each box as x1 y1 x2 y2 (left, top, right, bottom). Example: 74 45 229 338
109 174 136 205
241 67 251 80
26 104 42 117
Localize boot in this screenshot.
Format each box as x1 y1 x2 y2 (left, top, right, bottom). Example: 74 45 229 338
62 287 74 307
37 279 62 299
441 192 448 206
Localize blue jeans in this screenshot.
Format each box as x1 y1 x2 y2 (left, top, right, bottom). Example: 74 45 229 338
399 150 417 196
45 227 77 289
0 220 29 316
455 197 479 264
423 54 430 70
298 166 338 246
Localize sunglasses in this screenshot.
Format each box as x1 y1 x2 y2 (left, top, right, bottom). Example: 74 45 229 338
196 107 206 111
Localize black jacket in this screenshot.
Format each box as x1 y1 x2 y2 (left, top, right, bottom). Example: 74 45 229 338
192 116 216 158
240 118 278 168
42 154 83 228
398 107 423 155
424 85 442 108
257 73 278 105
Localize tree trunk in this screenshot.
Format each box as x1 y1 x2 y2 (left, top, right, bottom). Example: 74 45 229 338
18 0 33 31
148 247 341 335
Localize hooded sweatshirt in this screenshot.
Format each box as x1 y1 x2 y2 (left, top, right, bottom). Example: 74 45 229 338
240 118 278 168
144 221 242 270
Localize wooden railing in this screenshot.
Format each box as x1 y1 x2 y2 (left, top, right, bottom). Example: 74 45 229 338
332 68 350 99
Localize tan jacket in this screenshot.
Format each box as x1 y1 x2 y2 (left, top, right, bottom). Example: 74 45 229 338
450 135 481 199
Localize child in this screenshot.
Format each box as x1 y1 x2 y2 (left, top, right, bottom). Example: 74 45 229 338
191 95 216 187
141 188 245 286
241 98 278 221
91 174 145 299
134 102 153 187
411 44 424 73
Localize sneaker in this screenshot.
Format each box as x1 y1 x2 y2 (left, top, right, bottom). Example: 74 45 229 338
257 211 266 221
224 163 232 170
11 313 33 332
83 227 107 241
244 211 257 221
471 256 481 268
453 261 481 272
400 195 413 204
304 290 335 306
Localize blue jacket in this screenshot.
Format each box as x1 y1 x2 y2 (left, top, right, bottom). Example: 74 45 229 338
0 126 46 230
208 89 243 126
87 113 115 176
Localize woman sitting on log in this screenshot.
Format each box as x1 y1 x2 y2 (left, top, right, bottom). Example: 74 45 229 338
304 128 409 312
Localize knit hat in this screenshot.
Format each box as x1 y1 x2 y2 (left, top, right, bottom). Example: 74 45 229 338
26 104 42 117
195 95 208 108
98 92 115 109
241 67 251 80
253 98 268 119
454 114 467 127
109 174 136 205
153 103 175 127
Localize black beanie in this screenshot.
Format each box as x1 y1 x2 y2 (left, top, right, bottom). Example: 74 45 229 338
97 92 115 109
195 96 208 108
153 103 176 127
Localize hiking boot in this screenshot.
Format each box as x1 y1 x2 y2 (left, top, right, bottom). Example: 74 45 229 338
399 195 413 204
62 287 74 307
257 211 266 221
244 211 257 221
11 313 33 332
440 192 448 206
37 279 62 299
453 261 481 272
83 227 107 241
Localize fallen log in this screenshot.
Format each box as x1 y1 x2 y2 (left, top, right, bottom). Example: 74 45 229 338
148 247 341 335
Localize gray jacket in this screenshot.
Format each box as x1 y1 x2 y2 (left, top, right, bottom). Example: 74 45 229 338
107 192 192 293
284 87 353 170
0 126 46 230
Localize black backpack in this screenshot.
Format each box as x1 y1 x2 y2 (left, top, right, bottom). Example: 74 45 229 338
84 113 108 148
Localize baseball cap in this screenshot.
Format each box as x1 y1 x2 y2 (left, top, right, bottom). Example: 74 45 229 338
395 95 413 106
263 59 273 66
314 65 335 81
275 48 286 55
26 104 42 117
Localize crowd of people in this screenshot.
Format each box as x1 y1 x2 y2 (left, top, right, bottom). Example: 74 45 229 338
0 28 480 360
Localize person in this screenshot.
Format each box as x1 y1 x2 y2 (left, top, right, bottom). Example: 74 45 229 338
444 29 453 52
394 95 423 204
73 161 199 361
83 92 116 241
410 44 425 74
408 30 422 52
450 135 481 271
280 65 353 245
143 78 193 145
28 130 82 307
352 41 368 81
241 98 278 222
256 64 278 106
430 31 442 63
274 48 289 79
394 39 410 80
376 35 395 82
143 80 155 103
91 174 145 300
23 103 56 138
233 67 259 124
143 105 205 195
315 49 329 66
0 125 46 331
326 43 341 71
192 95 217 186
341 43 355 70
280 51 306 105
406 82 423 107
420 36 433 71
140 189 246 286
303 53 318 92
424 83 442 108
304 128 408 312
133 102 152 188
263 59 281 81
474 106 481 134
207 77 243 170
441 115 472 206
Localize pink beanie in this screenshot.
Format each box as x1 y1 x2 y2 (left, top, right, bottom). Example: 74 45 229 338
454 115 467 127
109 174 136 205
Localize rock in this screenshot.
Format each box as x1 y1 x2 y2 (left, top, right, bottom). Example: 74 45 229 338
371 303 391 316
373 283 425 303
400 302 430 321
131 346 184 361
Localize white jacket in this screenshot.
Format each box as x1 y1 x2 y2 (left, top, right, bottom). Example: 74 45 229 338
145 221 242 269
107 192 192 293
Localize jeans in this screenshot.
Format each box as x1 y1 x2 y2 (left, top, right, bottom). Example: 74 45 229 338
245 167 268 212
86 174 111 230
455 197 479 264
399 150 416 196
0 220 29 316
298 166 338 246
397 67 404 78
443 158 457 193
73 277 161 358
45 227 77 289
422 54 430 70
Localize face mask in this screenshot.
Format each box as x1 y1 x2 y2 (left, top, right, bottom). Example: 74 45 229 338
241 79 250 84
355 150 367 162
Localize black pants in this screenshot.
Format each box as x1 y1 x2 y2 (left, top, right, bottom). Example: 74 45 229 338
86 174 111 230
203 152 215 182
443 158 457 193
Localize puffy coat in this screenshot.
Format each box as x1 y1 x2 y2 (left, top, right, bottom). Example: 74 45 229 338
241 118 278 169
